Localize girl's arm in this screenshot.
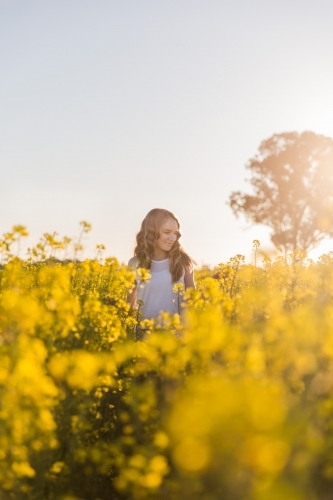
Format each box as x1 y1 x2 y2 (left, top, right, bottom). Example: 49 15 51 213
127 257 138 310
184 266 195 290
127 286 137 310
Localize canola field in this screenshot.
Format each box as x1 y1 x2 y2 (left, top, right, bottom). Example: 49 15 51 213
2 230 333 499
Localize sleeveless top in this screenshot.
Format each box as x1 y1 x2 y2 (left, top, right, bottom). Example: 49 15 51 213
135 258 185 320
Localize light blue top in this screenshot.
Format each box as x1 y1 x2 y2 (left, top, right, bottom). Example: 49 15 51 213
135 258 185 320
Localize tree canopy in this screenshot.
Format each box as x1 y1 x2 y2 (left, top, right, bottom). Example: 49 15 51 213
229 131 333 253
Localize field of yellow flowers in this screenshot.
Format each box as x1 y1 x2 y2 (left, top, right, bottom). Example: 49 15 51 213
2 227 333 499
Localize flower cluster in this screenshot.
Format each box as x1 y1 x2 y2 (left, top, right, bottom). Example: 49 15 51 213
1 230 333 499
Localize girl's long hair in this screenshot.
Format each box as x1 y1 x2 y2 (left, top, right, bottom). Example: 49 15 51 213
134 208 196 283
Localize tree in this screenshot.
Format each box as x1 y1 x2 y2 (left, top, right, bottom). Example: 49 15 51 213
229 131 333 254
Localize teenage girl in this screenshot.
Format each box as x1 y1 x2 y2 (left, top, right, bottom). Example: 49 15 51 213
127 208 196 321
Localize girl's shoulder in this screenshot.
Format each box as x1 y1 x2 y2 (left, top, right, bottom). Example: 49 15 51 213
128 256 139 268
183 263 194 275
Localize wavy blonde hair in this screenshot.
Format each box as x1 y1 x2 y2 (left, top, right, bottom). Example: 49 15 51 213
134 208 196 283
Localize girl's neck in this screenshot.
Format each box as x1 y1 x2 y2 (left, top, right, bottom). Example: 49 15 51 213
152 250 169 261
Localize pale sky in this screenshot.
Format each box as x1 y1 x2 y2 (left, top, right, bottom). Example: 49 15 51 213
1 0 333 266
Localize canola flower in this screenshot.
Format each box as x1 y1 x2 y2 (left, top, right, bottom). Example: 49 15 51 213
2 228 333 499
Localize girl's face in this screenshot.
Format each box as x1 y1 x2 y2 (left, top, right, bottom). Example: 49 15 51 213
154 218 179 254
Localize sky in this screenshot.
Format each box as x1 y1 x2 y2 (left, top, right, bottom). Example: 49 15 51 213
1 0 333 266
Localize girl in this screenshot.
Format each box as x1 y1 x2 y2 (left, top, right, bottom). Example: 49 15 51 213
128 208 196 323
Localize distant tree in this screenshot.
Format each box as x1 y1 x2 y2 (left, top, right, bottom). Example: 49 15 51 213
229 131 333 254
